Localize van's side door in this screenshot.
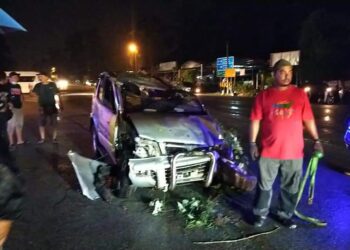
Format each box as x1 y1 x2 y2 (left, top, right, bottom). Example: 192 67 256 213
94 77 119 162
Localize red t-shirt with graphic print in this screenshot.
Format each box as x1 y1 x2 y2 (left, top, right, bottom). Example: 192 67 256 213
250 85 314 159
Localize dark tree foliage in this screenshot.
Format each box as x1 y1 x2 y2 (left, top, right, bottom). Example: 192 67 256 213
299 10 350 83
0 35 15 69
64 28 107 78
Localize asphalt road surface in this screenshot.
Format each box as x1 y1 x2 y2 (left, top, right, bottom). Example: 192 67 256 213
5 85 350 250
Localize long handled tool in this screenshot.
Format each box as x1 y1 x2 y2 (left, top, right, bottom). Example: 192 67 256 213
294 151 327 226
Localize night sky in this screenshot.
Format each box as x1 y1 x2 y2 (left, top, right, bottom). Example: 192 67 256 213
2 1 350 78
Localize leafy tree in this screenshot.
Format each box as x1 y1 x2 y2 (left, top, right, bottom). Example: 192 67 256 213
64 28 106 79
299 10 350 83
135 1 183 67
0 35 15 69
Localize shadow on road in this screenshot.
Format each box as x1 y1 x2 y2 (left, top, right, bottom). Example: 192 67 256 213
35 145 80 191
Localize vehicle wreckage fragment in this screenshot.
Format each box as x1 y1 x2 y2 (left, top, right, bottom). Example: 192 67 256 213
67 151 104 200
68 127 257 201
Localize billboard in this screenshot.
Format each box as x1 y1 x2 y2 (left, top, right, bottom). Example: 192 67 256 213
159 61 177 72
270 50 300 66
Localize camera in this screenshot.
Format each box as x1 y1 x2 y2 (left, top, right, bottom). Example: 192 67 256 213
0 92 8 112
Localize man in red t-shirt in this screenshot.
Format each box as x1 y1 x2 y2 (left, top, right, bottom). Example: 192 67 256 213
249 59 323 229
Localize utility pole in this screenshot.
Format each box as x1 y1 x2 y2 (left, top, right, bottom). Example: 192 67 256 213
226 41 229 93
226 41 229 68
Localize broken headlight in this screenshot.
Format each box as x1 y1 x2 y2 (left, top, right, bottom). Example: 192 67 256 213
134 137 161 158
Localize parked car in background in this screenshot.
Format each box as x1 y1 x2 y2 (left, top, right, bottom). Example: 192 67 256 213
5 71 70 92
85 79 96 87
89 72 256 198
195 75 219 93
176 76 219 94
5 71 39 94
302 82 342 104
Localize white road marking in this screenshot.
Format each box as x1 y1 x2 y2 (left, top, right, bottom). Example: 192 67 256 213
61 93 94 97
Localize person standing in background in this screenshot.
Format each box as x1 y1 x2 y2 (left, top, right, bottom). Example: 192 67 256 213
7 72 25 149
32 71 61 143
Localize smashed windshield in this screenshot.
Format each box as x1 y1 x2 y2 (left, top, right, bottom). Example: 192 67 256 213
118 74 204 114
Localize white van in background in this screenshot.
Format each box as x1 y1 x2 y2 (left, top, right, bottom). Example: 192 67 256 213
5 71 39 94
5 71 70 92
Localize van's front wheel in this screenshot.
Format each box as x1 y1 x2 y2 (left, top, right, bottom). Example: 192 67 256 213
116 161 135 198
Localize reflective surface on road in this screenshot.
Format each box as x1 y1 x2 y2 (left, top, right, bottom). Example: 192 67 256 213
6 88 349 250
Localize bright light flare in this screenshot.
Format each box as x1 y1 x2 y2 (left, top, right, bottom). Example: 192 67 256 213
128 43 138 54
304 86 311 92
57 79 69 90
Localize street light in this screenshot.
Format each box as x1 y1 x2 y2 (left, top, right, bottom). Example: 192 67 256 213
51 66 57 81
128 42 138 71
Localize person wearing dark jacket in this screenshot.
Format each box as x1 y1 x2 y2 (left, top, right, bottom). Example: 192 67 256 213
0 139 22 249
0 71 12 148
0 71 22 249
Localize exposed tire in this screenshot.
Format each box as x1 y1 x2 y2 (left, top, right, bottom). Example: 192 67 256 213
94 165 115 203
326 95 335 105
116 161 135 198
118 172 131 198
217 161 257 192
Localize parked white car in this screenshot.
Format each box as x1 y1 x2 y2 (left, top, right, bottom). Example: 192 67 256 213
5 71 39 94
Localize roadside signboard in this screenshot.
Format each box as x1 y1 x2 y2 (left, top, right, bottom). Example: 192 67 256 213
216 56 234 77
225 68 236 78
159 61 177 72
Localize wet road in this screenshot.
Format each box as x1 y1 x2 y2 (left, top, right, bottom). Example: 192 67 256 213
199 95 350 249
199 95 350 173
199 95 350 145
6 86 350 250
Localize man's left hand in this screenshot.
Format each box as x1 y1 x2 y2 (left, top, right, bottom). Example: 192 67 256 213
313 140 324 155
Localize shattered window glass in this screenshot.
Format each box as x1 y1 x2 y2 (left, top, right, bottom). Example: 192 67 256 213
103 79 116 112
119 74 204 114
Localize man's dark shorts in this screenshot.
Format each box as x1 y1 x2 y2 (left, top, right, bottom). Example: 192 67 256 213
39 106 58 126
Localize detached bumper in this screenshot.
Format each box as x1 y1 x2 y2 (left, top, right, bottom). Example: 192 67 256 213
128 152 217 191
